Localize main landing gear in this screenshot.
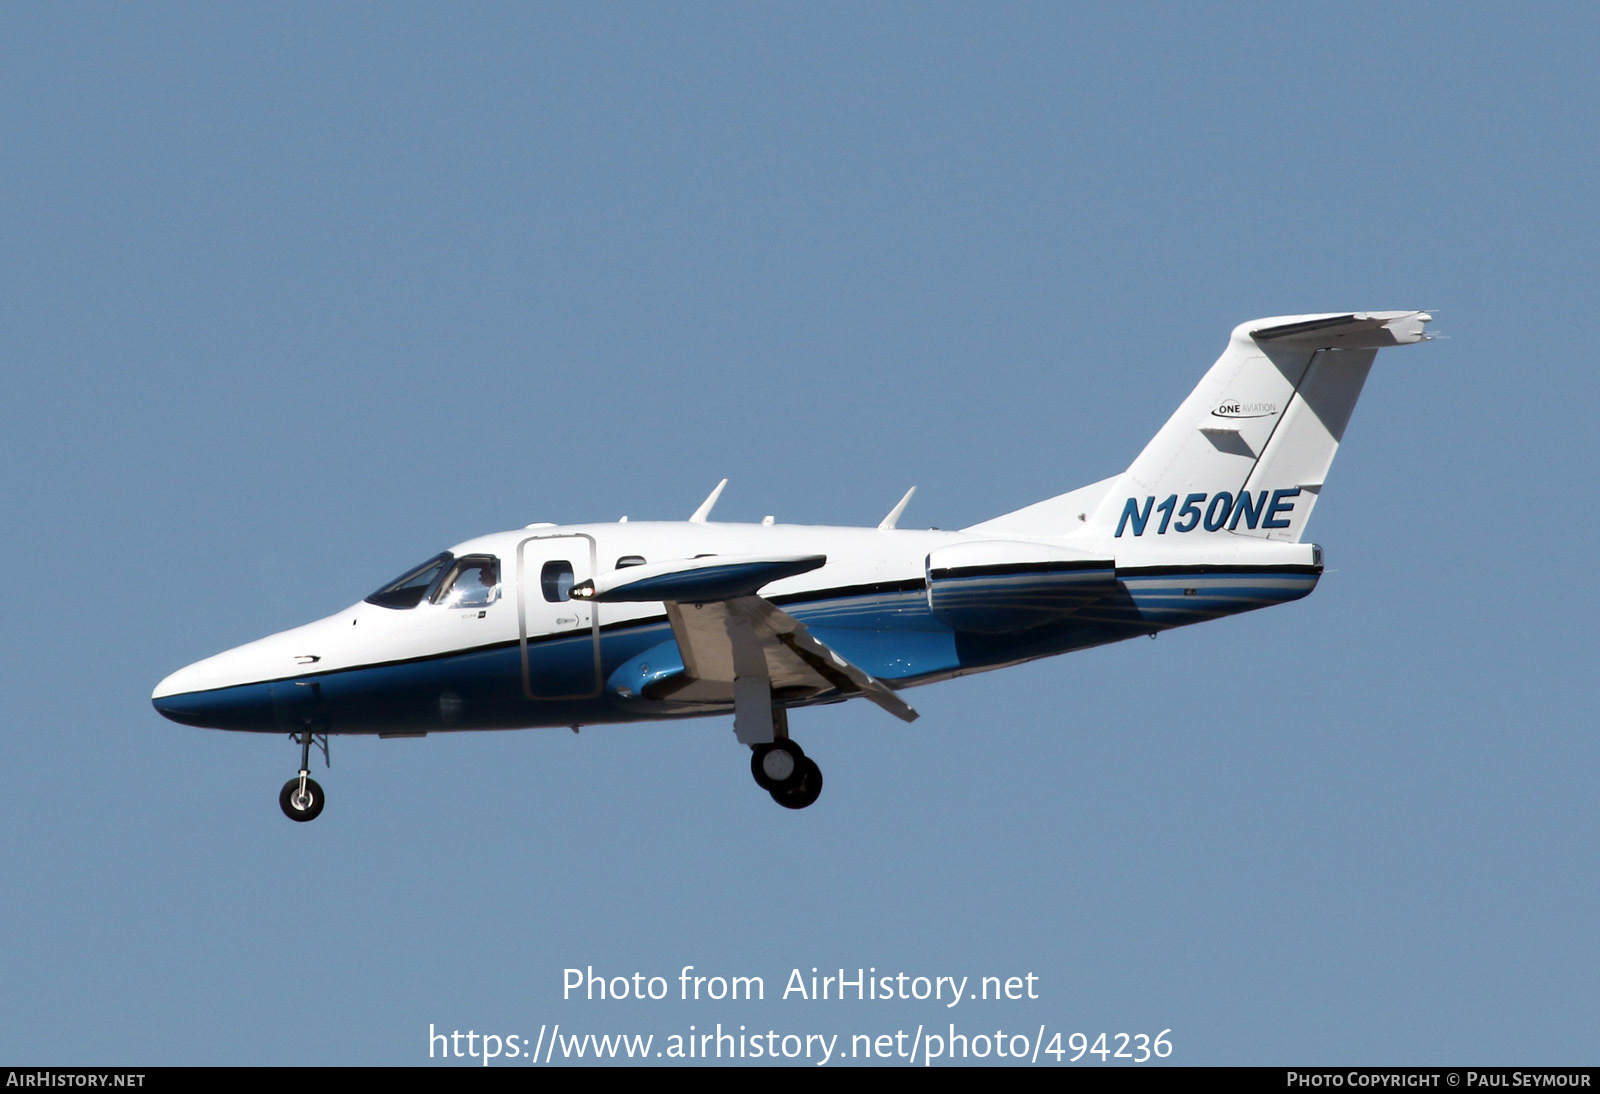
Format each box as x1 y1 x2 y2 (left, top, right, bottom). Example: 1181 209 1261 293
280 729 329 822
750 738 823 810
740 703 822 809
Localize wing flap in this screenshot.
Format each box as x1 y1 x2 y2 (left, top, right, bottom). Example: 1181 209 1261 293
575 550 916 729
665 597 918 725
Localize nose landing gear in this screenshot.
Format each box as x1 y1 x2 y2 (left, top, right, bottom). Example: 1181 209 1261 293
279 775 324 822
280 729 329 822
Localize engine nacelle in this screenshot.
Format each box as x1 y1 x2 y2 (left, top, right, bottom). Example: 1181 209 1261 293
925 540 1116 634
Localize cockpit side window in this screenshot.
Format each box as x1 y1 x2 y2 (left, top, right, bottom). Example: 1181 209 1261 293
431 556 501 609
364 552 453 609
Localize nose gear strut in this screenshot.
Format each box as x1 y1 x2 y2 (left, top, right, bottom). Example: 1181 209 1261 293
279 728 329 822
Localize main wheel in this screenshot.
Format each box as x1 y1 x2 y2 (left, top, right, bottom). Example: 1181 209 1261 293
279 777 325 822
770 757 822 810
750 740 805 792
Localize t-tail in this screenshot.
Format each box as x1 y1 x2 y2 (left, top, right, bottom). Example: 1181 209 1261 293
969 311 1433 542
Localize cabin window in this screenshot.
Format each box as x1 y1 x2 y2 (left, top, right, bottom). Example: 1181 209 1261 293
615 555 646 569
364 552 453 609
431 556 501 608
541 560 575 602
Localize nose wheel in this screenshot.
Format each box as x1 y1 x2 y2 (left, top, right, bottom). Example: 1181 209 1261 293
279 775 325 822
750 739 823 809
279 729 330 822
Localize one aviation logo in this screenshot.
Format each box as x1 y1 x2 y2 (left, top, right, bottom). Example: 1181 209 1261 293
1211 400 1278 419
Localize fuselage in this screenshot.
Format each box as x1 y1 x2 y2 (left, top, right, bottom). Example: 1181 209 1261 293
151 518 1320 737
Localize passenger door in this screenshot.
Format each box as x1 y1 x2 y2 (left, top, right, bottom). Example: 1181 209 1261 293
517 533 601 700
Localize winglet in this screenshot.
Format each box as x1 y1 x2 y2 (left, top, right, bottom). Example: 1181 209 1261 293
878 486 917 530
689 479 728 523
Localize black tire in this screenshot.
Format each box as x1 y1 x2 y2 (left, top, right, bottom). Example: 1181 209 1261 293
279 777 325 822
750 740 806 791
770 757 822 810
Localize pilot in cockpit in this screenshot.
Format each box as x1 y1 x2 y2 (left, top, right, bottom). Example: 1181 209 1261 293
434 557 500 609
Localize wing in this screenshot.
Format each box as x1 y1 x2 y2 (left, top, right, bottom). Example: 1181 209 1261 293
570 553 918 742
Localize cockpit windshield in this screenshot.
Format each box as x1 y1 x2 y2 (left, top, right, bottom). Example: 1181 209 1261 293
431 556 501 609
364 552 453 609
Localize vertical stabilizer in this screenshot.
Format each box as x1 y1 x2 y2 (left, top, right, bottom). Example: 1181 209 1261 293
971 311 1430 541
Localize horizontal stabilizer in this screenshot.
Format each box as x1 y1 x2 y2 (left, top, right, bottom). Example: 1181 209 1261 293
1251 311 1432 348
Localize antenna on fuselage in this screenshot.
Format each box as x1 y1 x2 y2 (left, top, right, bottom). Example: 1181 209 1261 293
689 478 728 523
878 486 917 530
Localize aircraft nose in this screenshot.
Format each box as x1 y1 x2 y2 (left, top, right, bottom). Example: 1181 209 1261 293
151 661 225 726
153 661 204 702
152 608 356 730
150 691 197 725
151 656 277 730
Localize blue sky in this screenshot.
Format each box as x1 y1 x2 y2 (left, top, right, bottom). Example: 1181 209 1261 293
3 3 1595 1066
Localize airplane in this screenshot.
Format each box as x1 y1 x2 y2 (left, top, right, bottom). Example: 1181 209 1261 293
152 310 1432 820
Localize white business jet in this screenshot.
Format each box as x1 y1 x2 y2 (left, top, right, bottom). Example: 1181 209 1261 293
153 311 1432 819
